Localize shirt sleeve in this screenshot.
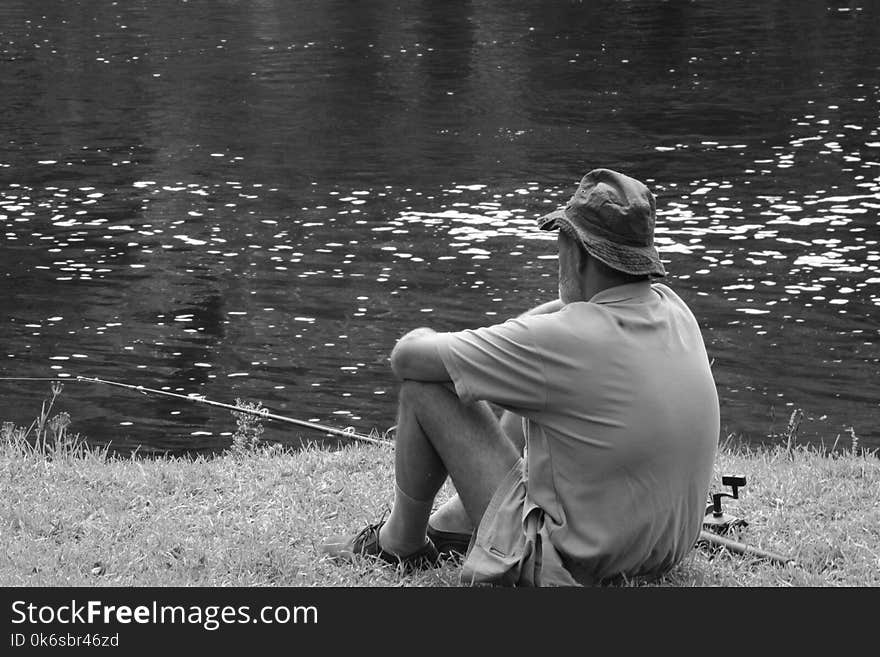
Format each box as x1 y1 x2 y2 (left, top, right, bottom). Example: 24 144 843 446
436 317 549 412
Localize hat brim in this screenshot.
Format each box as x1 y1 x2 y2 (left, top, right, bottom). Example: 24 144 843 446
537 207 567 231
538 210 667 278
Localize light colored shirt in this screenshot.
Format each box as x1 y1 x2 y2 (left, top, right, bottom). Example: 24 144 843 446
437 281 720 583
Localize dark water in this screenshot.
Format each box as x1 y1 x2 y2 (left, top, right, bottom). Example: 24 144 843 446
1 0 878 455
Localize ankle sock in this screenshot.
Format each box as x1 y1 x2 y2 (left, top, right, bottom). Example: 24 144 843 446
378 483 434 556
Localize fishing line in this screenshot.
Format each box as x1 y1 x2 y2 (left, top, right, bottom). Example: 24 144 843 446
0 375 389 446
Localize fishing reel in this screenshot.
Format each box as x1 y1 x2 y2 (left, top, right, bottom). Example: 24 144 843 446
703 475 748 535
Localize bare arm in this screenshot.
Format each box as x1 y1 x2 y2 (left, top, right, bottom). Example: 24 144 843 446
389 327 451 382
389 299 562 382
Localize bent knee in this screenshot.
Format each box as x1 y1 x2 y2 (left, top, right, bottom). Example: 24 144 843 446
398 380 456 407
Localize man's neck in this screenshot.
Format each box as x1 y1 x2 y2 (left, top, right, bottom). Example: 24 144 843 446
580 268 649 302
581 276 648 301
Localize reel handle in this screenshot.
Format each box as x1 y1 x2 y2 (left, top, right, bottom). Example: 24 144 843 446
709 475 747 516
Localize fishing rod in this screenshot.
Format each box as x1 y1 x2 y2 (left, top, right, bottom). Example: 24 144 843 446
697 530 796 567
0 375 389 446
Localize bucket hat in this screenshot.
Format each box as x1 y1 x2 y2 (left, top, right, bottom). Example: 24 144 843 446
537 168 666 277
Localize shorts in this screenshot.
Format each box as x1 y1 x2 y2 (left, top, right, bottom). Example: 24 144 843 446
460 459 581 587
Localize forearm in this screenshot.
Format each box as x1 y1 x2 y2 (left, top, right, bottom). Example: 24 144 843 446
389 299 561 381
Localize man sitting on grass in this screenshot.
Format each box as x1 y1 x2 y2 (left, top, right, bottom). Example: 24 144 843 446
321 168 720 586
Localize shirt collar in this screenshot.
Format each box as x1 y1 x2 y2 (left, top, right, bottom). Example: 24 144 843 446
588 280 655 305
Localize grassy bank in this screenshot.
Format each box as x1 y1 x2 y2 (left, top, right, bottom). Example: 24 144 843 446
1 404 878 587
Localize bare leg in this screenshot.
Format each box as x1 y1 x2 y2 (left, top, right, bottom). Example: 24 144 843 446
500 409 526 453
428 408 526 534
379 381 519 553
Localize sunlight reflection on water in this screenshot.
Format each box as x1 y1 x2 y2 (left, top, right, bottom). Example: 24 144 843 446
1 0 878 453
